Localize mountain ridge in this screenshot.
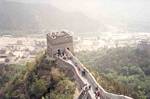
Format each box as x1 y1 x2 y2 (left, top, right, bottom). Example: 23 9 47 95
0 1 99 35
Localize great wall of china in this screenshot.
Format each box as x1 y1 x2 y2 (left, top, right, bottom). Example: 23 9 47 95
56 50 133 99
47 31 133 99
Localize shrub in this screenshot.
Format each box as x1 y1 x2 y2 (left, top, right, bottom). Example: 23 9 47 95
30 79 47 97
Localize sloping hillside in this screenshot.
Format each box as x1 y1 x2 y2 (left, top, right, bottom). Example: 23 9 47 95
76 45 150 99
0 1 99 35
2 53 75 99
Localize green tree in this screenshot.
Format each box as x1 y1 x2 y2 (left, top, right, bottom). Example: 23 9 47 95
30 79 47 97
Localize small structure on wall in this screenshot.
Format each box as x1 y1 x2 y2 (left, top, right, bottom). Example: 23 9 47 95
47 30 74 57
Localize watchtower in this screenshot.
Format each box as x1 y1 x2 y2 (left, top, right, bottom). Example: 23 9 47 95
47 31 74 57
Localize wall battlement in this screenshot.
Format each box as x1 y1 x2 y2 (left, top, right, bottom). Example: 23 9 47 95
47 31 73 45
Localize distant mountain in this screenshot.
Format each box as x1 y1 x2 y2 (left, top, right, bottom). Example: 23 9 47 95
0 0 150 36
0 1 100 35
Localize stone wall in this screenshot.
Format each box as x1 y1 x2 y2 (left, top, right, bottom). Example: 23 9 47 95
56 58 93 99
52 43 74 56
65 50 133 99
47 34 73 45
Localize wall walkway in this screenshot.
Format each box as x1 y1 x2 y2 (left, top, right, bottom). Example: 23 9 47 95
56 50 133 99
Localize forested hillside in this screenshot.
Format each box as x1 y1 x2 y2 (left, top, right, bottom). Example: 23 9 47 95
0 53 75 99
76 41 150 99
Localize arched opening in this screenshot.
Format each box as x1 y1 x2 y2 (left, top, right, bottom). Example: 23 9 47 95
67 47 70 51
57 49 61 56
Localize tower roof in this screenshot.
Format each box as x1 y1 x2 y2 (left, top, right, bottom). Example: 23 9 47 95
48 30 72 39
47 30 73 45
